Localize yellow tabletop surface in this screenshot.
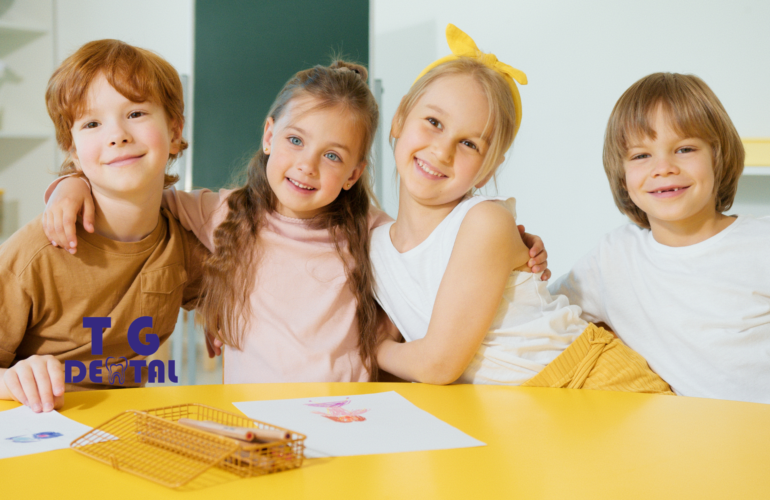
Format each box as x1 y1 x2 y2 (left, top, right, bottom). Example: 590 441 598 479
1 383 769 499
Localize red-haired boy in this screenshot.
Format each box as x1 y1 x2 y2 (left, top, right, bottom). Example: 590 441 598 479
0 40 204 410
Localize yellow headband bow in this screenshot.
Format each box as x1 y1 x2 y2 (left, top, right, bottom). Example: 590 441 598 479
414 24 528 137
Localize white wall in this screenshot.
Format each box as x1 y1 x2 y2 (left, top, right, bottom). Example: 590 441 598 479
0 0 56 241
0 0 194 242
371 0 770 278
54 0 193 74
55 0 195 184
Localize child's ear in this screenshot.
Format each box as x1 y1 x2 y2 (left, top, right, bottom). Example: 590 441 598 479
343 161 366 190
262 117 275 154
474 156 504 189
169 119 184 155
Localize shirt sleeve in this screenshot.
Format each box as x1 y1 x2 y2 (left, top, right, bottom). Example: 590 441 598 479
368 205 394 231
0 268 32 368
43 175 91 205
549 245 609 326
162 187 231 252
180 228 209 311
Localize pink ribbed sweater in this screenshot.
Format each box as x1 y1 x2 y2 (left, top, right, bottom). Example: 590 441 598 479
164 188 391 383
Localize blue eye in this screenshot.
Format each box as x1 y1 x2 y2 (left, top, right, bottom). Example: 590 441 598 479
289 136 302 146
325 152 340 162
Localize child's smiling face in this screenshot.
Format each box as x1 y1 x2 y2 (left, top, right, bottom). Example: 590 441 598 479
69 73 182 198
263 96 365 219
392 74 493 208
624 107 718 234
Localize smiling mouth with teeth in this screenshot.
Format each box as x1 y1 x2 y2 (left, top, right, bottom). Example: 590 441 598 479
650 186 688 194
288 178 315 190
416 158 445 177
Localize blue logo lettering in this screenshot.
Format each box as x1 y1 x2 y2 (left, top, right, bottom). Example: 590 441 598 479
63 317 177 387
105 357 128 385
65 360 86 384
127 316 159 356
83 317 110 355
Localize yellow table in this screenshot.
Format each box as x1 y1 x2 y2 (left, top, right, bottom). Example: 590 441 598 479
1 383 769 499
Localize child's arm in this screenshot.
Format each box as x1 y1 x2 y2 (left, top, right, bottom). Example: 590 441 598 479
377 201 530 384
42 176 93 254
43 177 226 253
549 246 608 326
0 271 64 411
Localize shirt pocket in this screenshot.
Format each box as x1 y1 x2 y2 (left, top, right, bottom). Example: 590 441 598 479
140 264 188 335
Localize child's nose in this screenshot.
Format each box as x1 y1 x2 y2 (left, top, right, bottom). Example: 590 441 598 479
433 137 455 164
296 153 320 175
107 122 132 146
651 155 679 176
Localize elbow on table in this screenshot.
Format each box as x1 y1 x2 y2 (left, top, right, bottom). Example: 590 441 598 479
414 360 464 386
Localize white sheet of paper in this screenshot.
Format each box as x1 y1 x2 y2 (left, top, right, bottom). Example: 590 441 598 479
233 391 485 457
0 406 91 460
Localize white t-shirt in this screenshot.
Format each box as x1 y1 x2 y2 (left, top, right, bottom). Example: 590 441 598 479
550 216 770 404
371 196 582 385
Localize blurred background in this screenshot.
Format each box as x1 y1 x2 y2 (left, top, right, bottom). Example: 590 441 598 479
1 0 768 384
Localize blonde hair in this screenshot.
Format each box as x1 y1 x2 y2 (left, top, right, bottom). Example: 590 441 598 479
45 39 187 188
603 72 744 229
391 58 517 187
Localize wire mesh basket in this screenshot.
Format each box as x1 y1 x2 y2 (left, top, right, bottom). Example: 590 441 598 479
70 403 306 488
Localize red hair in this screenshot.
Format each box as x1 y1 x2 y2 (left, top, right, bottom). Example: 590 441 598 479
45 39 187 187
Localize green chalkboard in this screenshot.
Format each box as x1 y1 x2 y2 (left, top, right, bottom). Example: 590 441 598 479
193 0 369 190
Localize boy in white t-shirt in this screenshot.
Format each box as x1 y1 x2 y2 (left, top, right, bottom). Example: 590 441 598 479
551 73 770 404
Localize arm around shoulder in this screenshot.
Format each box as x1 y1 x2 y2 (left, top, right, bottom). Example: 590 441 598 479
162 187 231 252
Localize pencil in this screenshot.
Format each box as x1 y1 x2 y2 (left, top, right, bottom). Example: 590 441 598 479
178 419 290 442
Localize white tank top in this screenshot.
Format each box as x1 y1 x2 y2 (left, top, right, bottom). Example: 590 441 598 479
371 196 586 385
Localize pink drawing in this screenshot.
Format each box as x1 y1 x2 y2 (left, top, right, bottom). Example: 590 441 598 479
305 398 368 423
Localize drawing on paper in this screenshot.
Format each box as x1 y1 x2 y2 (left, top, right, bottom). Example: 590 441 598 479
5 431 64 444
305 398 368 423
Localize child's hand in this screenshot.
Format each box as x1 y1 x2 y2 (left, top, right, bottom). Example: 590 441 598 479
518 225 551 280
2 355 65 412
205 330 224 358
42 177 95 254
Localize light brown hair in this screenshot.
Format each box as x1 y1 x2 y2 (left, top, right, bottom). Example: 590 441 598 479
391 58 517 188
603 72 744 228
200 61 382 377
45 39 187 188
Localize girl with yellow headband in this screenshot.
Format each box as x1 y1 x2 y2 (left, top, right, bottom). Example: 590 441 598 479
372 25 673 392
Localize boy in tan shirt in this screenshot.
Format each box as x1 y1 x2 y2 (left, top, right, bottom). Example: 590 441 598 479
0 39 204 411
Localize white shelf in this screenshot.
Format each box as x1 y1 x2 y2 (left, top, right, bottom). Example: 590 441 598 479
0 20 49 34
743 166 770 176
0 131 53 139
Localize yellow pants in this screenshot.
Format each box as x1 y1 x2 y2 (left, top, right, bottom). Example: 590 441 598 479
522 323 674 395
